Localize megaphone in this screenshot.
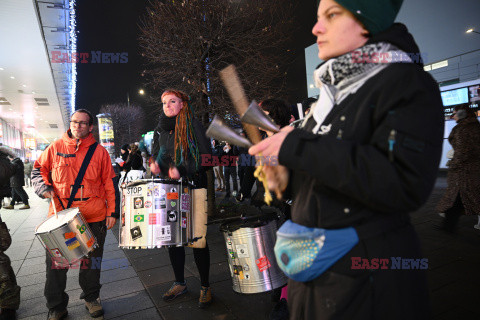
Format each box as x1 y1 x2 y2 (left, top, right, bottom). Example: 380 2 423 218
206 115 252 149
240 101 280 133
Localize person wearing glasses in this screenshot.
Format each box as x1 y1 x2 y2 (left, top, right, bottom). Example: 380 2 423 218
249 0 444 318
32 109 117 320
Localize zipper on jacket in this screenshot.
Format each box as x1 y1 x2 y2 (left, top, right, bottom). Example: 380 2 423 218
336 129 343 139
388 129 396 162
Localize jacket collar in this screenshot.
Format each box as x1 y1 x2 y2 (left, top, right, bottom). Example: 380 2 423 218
62 130 96 149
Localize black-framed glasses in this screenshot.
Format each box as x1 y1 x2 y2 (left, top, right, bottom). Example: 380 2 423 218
70 120 89 126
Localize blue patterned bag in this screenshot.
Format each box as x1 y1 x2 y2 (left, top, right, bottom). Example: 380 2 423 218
274 220 359 282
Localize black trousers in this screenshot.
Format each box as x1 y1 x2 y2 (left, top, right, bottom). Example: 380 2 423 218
168 242 210 287
44 220 107 311
10 187 28 205
0 214 20 310
239 166 256 198
223 166 238 196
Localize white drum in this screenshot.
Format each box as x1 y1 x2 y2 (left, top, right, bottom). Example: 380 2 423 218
35 208 98 264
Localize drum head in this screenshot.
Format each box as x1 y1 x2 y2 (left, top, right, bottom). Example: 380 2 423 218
36 208 80 233
220 212 278 233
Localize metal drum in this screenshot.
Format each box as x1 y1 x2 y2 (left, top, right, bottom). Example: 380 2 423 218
119 178 194 248
220 214 287 294
35 208 98 264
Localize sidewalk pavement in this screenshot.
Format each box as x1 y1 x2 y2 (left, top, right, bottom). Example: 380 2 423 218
2 177 480 320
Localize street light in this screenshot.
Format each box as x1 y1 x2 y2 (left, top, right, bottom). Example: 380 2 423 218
139 89 145 95
466 28 480 35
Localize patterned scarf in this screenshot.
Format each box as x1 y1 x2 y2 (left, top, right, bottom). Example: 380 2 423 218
303 42 412 134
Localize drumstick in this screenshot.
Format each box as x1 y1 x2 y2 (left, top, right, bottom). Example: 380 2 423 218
51 196 58 219
219 65 275 204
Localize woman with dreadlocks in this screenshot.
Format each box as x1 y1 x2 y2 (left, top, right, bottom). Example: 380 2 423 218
150 89 213 308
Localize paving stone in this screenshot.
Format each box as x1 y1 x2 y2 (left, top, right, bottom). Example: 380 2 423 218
101 257 131 271
213 278 276 320
157 294 235 320
100 277 145 300
138 265 193 288
130 250 171 272
20 282 45 302
109 307 162 320
21 256 47 267
101 290 155 319
17 262 45 277
102 249 127 261
17 272 46 287
100 265 137 284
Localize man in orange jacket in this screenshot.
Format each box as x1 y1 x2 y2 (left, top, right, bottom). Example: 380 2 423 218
32 109 116 320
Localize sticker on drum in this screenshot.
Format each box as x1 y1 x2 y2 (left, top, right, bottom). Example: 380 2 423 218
181 194 190 212
245 273 251 280
182 217 187 228
160 188 166 196
170 201 176 207
64 232 76 239
170 187 177 193
65 237 80 250
50 248 63 258
243 264 250 271
167 210 178 222
149 213 157 225
130 226 142 240
145 201 152 208
154 186 160 196
76 224 86 234
87 237 95 248
236 244 249 258
134 197 144 209
255 256 271 272
134 214 144 222
155 225 171 241
167 193 178 200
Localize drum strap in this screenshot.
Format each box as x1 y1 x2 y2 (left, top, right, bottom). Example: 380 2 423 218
67 142 98 209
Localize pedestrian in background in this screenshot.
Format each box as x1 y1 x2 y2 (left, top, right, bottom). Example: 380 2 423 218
437 104 480 231
24 159 33 187
4 157 29 210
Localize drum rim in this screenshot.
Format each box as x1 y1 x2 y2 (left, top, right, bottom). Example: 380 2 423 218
35 208 82 235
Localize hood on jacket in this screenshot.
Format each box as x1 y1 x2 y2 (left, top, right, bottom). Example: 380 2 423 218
62 130 97 148
367 23 424 67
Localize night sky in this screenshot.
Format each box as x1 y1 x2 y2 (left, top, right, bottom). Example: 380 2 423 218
75 0 317 131
75 0 152 120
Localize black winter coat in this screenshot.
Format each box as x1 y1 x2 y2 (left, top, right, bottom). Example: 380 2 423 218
9 158 24 188
0 153 14 199
151 118 211 188
279 24 443 319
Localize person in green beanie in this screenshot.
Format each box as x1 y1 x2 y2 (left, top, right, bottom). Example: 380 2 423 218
249 0 442 319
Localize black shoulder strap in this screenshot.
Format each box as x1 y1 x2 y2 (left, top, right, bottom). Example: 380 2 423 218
67 142 98 209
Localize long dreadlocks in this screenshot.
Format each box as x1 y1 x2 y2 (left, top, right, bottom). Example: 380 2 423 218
161 89 200 170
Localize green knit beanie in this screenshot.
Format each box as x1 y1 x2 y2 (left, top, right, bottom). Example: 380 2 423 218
332 0 404 35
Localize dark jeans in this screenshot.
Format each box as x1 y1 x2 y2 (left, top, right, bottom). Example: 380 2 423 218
168 242 210 287
239 166 256 198
10 187 28 206
223 166 238 196
45 220 107 311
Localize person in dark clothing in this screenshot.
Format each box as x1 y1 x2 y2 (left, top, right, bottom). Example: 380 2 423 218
123 144 145 172
436 105 480 232
0 146 21 320
249 0 444 319
222 142 238 198
211 140 225 191
150 89 213 308
3 157 29 210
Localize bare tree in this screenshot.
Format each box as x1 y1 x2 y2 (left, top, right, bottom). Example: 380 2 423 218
139 0 296 122
99 104 146 155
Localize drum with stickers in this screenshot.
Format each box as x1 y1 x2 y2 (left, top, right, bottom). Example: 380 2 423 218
35 207 98 264
119 179 194 248
220 213 287 294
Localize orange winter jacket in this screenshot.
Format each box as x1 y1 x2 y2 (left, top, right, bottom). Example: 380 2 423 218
32 130 116 222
